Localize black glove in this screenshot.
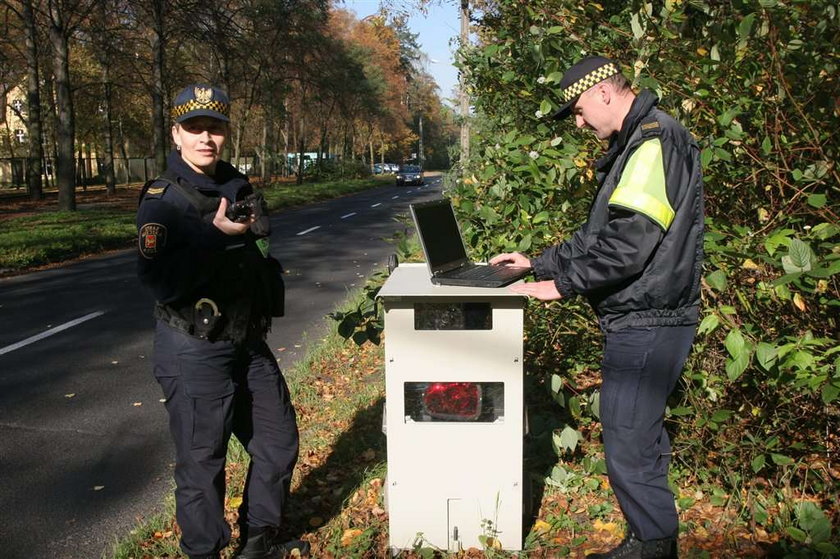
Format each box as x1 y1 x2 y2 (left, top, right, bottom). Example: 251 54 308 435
226 192 271 237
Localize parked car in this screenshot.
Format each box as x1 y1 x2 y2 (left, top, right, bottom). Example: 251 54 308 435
384 163 399 174
373 163 385 174
396 165 423 186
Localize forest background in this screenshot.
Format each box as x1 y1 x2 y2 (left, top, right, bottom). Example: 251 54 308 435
0 0 458 207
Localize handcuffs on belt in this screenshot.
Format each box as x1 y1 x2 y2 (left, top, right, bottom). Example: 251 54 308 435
193 298 222 339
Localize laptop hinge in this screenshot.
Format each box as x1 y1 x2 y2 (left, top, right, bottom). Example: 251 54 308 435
436 259 468 275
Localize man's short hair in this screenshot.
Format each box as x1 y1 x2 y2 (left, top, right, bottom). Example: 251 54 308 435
604 72 630 92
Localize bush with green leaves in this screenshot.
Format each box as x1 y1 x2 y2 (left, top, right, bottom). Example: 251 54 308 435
308 158 372 181
450 0 838 550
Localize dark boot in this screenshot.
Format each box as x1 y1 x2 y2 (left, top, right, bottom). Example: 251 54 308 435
590 532 678 559
589 532 643 559
235 526 310 559
642 536 679 558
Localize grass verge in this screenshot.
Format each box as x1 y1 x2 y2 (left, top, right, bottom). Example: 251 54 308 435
0 176 393 275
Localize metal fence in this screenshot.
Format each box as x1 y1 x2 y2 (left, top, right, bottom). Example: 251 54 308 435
0 156 258 190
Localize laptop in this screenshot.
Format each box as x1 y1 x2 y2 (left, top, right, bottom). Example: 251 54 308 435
409 198 531 287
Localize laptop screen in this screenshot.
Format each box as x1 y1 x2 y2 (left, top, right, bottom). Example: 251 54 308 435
412 200 468 270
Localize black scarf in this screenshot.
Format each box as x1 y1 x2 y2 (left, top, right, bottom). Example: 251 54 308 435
165 149 250 202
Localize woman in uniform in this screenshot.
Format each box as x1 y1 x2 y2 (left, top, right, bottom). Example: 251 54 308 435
137 84 308 559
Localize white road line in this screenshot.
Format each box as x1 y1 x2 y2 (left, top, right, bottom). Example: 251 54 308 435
371 203 382 208
296 226 321 236
0 311 105 356
392 195 399 199
341 212 357 219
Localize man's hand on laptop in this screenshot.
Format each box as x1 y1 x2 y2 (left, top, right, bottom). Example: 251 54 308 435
509 280 563 301
489 252 531 268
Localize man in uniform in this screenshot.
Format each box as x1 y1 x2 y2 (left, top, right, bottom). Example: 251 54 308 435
137 84 307 559
491 56 704 558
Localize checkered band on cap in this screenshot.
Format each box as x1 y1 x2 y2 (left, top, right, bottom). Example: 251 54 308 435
561 63 619 102
171 99 229 120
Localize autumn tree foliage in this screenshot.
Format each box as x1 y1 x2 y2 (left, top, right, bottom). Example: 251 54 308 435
0 0 455 206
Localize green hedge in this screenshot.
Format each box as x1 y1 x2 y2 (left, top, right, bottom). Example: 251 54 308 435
450 0 838 552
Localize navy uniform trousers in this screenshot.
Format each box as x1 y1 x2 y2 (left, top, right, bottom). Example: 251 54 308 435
153 321 300 558
599 325 696 541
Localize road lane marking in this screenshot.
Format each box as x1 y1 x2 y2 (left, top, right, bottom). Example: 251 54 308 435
392 195 399 199
296 226 321 236
341 212 357 219
371 203 381 208
0 311 105 356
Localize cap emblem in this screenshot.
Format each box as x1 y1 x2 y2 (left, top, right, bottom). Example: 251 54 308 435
194 87 213 105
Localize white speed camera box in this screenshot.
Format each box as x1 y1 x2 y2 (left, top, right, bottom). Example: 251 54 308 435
378 263 525 553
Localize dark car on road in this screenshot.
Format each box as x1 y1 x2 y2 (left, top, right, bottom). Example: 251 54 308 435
396 165 423 186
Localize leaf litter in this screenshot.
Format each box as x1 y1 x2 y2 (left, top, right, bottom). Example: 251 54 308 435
129 339 804 558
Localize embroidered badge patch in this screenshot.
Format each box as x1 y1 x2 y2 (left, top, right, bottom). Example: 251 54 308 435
139 223 167 259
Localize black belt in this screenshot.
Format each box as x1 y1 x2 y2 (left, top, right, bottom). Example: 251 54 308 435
154 300 269 343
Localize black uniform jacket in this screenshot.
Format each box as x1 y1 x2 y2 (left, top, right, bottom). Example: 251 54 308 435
136 150 276 341
531 90 704 331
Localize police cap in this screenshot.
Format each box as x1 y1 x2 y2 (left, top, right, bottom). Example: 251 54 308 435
171 84 230 123
552 56 621 120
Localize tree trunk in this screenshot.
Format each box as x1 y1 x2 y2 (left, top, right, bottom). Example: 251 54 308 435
117 117 130 183
296 113 305 185
459 0 470 169
368 136 374 172
283 107 290 178
101 73 116 194
49 1 76 211
22 0 44 200
78 145 87 190
260 117 268 182
318 123 328 167
151 0 167 174
234 111 244 170
43 78 57 190
418 114 425 169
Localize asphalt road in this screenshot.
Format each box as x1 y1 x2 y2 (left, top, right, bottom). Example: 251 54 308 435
0 176 443 558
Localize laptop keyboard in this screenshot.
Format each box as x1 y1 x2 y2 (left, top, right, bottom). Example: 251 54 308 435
449 264 524 280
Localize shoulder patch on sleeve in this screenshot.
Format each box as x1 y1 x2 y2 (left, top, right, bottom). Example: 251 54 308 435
139 223 168 259
609 138 674 230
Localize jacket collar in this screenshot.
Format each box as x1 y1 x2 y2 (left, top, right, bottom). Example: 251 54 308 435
595 89 659 171
165 150 247 199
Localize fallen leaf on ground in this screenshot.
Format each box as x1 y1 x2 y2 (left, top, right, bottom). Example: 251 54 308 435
341 528 363 546
65 393 75 398
532 519 551 534
593 519 623 538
